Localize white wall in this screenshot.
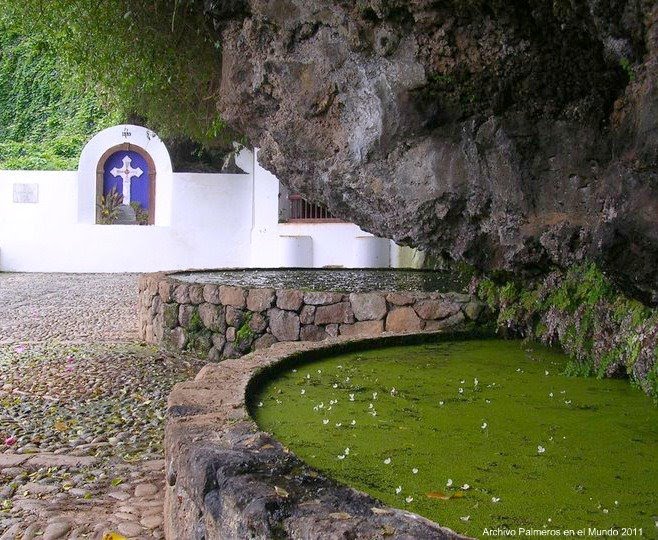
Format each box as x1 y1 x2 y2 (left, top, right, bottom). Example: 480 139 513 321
0 138 423 272
0 170 253 272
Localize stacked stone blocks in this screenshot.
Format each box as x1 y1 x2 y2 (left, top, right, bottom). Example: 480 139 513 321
138 273 485 360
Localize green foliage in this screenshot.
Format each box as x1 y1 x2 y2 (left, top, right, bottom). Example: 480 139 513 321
96 188 123 224
130 202 150 225
0 17 120 169
619 58 636 82
236 313 254 345
475 264 658 398
0 0 231 146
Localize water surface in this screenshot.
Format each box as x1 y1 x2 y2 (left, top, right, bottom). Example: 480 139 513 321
173 268 466 292
253 340 658 538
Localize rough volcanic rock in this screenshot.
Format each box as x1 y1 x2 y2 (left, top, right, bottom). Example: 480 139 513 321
206 0 658 304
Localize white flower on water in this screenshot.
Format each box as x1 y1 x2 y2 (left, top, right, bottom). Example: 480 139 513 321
492 497 501 503
537 445 546 454
485 399 491 404
395 485 402 494
614 500 619 506
565 400 572 405
446 479 453 487
460 380 465 384
369 403 374 409
351 419 356 426
318 402 324 408
344 447 350 455
516 368 521 372
390 387 397 396
257 402 263 407
335 423 342 428
460 516 470 522
481 422 488 429
405 496 414 503
327 406 332 411
313 406 318 411
371 411 377 417
306 374 310 379
275 399 282 404
458 388 464 394
345 377 350 382
349 394 355 401
333 384 338 389
337 365 343 369
545 370 549 375
292 369 297 373
300 389 306 395
461 484 470 490
337 454 345 460
322 419 329 425
372 392 378 400
549 392 554 398
474 378 479 386
602 509 609 514
412 468 418 474
439 401 445 406
317 369 322 374
329 400 336 405
384 458 391 465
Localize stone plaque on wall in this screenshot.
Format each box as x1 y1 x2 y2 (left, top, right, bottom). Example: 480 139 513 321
13 183 39 204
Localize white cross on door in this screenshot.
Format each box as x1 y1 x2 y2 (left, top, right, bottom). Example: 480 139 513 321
110 155 143 205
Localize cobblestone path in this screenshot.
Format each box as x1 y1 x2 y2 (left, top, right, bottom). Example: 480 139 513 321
0 274 205 539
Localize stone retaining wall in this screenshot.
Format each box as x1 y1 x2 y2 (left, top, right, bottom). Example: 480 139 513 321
165 333 475 539
138 272 485 360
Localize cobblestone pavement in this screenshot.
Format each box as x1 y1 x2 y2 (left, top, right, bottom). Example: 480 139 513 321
0 274 206 539
0 273 139 344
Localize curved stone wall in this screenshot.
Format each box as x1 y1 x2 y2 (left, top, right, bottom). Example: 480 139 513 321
138 272 485 360
165 333 477 539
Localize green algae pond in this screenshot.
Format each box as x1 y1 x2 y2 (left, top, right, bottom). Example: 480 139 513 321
252 339 658 538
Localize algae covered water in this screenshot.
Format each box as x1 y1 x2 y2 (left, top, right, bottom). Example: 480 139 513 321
252 340 658 538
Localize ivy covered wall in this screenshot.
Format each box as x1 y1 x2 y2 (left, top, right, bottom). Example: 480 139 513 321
0 18 120 170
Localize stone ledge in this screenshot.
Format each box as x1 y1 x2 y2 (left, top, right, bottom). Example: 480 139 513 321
165 332 482 539
139 272 488 361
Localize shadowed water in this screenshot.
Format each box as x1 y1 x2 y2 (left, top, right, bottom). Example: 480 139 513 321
172 268 467 293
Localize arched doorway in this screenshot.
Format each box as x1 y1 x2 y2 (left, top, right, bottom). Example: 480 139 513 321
96 143 156 224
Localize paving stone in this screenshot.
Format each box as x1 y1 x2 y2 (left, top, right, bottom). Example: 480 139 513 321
117 522 145 537
0 454 29 468
43 522 71 540
140 514 163 529
27 454 97 469
23 481 60 495
134 483 158 497
108 491 132 501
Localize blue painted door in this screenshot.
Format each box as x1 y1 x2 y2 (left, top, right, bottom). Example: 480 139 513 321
102 150 150 212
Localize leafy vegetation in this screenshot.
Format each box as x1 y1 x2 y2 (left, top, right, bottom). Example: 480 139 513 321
473 264 658 398
0 16 120 169
0 1 231 148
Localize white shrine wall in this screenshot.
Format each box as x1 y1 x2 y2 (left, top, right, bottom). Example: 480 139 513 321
0 128 422 272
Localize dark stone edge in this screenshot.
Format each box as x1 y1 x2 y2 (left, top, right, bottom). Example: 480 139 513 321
164 330 491 539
